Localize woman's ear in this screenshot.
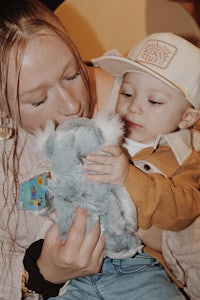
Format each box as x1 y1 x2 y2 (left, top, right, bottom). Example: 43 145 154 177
178 108 200 129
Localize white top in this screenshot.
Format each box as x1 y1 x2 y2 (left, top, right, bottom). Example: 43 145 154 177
0 129 52 299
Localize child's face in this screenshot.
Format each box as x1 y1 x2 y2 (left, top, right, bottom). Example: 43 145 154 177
115 72 191 143
7 33 90 134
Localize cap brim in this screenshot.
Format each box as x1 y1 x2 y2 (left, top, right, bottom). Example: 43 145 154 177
96 55 146 76
97 55 181 93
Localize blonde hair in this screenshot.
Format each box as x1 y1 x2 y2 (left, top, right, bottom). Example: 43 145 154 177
0 0 91 289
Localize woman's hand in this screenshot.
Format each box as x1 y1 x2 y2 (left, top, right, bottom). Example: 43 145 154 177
84 145 130 185
37 207 105 284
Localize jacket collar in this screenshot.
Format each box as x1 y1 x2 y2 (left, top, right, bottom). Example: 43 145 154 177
153 129 192 165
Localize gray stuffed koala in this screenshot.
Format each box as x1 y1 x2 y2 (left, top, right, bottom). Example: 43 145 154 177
37 112 142 259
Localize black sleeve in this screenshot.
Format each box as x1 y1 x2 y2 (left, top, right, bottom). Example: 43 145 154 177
23 239 65 300
39 0 64 11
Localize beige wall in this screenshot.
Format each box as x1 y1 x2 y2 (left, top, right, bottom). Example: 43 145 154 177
55 0 200 60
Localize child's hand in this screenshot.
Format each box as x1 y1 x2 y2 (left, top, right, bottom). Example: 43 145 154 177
83 145 130 185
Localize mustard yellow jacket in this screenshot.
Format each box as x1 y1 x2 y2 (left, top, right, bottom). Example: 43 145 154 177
125 128 200 231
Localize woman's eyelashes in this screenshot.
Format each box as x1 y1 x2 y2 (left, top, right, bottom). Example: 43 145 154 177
30 68 81 108
32 96 47 107
64 68 80 81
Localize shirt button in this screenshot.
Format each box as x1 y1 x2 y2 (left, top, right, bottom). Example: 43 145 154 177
144 164 150 170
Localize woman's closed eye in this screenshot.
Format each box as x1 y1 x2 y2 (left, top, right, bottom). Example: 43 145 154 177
64 68 81 81
32 96 48 107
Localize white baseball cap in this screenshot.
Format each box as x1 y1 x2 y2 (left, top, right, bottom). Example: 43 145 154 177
96 32 200 109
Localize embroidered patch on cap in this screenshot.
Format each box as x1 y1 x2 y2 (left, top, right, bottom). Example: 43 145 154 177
135 39 177 69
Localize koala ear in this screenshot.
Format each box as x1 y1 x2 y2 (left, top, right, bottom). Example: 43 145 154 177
45 135 56 158
34 121 56 157
94 111 124 145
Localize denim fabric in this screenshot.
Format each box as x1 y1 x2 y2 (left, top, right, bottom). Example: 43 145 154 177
49 252 185 300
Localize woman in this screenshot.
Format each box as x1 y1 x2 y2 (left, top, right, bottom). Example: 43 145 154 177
0 1 112 298
0 0 187 299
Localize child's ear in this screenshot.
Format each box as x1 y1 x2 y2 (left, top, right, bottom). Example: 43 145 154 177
179 108 200 129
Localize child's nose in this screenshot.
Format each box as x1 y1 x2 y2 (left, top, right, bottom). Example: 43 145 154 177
128 98 142 114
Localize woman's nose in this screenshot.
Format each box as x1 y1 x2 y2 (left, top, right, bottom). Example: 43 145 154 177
57 87 81 117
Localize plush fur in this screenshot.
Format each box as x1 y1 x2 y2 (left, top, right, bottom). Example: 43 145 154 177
36 112 142 259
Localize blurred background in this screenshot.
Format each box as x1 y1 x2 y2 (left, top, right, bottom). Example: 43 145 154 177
40 0 200 61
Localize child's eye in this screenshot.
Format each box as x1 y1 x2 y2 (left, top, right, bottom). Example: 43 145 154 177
148 99 162 105
32 96 47 107
120 92 132 98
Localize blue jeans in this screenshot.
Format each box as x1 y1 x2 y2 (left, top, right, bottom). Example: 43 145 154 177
49 253 185 300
